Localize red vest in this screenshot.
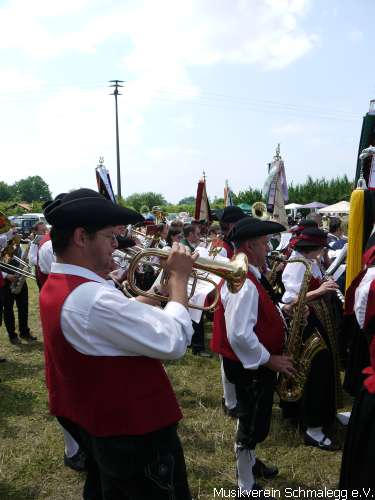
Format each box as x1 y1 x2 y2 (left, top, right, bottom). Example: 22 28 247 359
36 233 51 288
211 271 285 361
40 273 182 437
222 240 234 259
0 273 4 288
308 276 322 292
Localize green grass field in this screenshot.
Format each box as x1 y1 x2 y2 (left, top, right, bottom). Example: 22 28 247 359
0 280 350 499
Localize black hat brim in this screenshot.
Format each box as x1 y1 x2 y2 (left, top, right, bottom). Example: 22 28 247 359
44 196 144 228
229 218 285 242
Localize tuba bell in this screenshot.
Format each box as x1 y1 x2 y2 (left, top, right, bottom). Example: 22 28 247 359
251 201 269 220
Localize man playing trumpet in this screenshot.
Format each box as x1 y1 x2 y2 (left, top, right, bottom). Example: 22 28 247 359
40 188 196 500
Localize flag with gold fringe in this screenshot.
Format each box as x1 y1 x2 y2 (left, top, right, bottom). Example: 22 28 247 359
95 158 116 204
195 173 211 222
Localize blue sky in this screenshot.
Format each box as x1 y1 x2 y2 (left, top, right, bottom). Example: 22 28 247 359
0 0 374 203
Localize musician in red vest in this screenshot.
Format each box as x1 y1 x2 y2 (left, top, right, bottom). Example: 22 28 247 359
215 205 246 258
282 227 342 450
211 216 296 495
40 188 195 500
340 245 375 490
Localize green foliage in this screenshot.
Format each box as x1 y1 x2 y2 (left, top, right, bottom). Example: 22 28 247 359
0 176 51 203
232 176 353 206
178 196 195 205
211 197 225 209
163 203 193 215
287 175 353 205
124 192 167 212
0 181 14 201
233 188 264 206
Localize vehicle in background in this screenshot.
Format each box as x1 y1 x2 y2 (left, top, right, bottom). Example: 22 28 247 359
11 213 48 237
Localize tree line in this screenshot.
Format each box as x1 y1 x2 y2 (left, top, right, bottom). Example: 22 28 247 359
122 175 353 213
0 176 51 203
0 175 353 215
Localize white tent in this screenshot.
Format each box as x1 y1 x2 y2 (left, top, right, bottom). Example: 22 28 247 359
318 201 350 214
285 203 304 210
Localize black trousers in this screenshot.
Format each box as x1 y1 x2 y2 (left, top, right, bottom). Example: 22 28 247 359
191 317 205 353
223 359 276 449
3 282 30 337
57 418 192 500
0 286 4 326
340 387 375 491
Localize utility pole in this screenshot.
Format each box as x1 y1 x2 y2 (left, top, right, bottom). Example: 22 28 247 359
109 80 124 199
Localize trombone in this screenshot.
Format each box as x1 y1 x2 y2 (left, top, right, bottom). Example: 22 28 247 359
121 248 248 311
0 261 36 280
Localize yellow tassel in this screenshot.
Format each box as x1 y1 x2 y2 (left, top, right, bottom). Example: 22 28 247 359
345 188 365 291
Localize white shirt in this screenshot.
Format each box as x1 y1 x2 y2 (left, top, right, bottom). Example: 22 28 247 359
52 263 193 359
354 267 375 329
281 250 323 304
38 240 56 274
29 242 39 266
221 264 270 370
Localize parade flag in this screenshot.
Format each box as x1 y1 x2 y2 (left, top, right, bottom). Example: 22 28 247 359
355 100 375 189
262 145 288 226
195 174 211 222
95 158 116 204
224 179 235 207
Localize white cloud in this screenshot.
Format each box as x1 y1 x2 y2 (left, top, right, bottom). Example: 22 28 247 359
0 0 319 199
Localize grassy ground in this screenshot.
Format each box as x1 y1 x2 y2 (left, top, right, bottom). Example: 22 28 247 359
0 280 351 499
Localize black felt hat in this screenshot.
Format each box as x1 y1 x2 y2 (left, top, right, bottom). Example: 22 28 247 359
220 206 246 223
43 188 144 228
42 193 67 210
229 216 285 243
293 227 328 248
293 219 318 235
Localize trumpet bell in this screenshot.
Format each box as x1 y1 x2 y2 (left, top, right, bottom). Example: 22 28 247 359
123 248 248 311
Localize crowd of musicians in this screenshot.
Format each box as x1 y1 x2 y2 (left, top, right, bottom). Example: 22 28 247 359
0 191 374 499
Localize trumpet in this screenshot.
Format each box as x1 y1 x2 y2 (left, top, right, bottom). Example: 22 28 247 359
122 248 248 311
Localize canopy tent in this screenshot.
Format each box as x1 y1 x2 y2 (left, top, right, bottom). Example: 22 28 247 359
318 201 350 214
237 203 251 214
285 203 304 210
302 201 328 209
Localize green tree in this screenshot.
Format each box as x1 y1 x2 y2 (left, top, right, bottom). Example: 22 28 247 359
233 188 264 206
124 192 167 212
0 181 14 201
178 196 195 205
13 176 51 202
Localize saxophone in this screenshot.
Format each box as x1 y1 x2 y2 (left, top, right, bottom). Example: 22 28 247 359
277 257 327 402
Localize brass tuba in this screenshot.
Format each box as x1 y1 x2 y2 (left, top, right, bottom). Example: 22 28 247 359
123 248 248 311
276 256 327 402
251 201 268 220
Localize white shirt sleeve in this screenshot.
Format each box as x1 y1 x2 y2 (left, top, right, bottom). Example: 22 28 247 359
281 261 306 304
29 243 39 266
61 281 194 359
38 240 56 274
354 269 375 329
222 280 270 369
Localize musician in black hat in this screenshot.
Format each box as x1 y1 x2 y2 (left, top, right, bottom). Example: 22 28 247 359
281 227 342 450
214 206 246 259
40 188 195 500
211 216 296 495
